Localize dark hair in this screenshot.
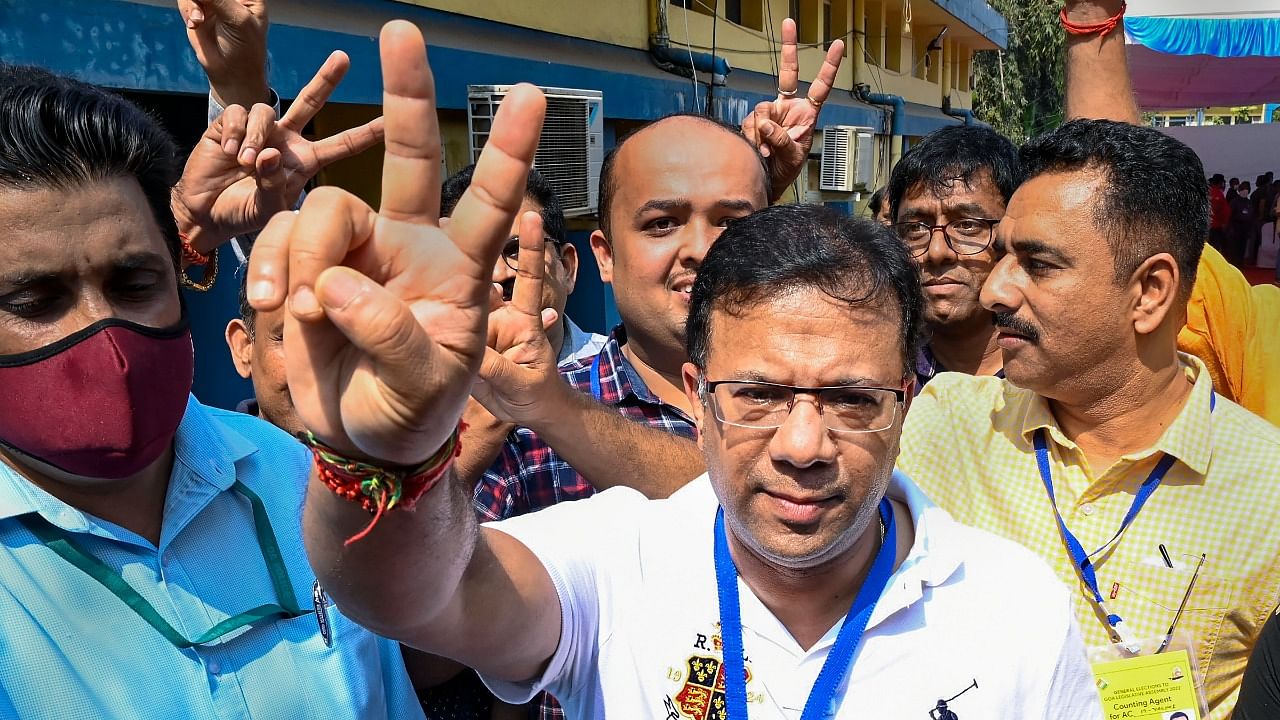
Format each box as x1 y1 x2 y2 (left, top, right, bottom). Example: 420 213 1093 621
237 263 256 337
1020 119 1206 297
440 164 566 243
686 204 923 376
1257 175 1268 187
0 63 181 269
1209 173 1226 187
887 125 1022 222
597 112 768 236
1169 713 1189 720
867 187 885 216
1230 177 1239 186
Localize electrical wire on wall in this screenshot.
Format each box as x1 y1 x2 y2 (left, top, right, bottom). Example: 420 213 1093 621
681 0 701 111
708 0 719 116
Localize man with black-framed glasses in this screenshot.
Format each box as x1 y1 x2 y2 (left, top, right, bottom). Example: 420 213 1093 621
887 125 1020 390
431 164 607 719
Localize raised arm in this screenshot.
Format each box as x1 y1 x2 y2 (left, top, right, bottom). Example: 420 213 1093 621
518 386 703 497
1063 0 1140 124
247 22 560 681
178 0 271 109
472 288 703 499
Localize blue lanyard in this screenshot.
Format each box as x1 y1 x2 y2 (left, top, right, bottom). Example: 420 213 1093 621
1034 391 1215 640
589 352 603 402
713 498 897 720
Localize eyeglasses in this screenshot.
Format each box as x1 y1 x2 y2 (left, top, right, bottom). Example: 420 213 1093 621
892 218 1000 257
701 379 906 434
500 235 562 271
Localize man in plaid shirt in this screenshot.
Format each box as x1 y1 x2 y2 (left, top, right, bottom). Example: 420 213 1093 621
466 113 776 522
469 18 843 524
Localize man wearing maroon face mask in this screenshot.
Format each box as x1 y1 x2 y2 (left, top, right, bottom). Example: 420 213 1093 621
0 63 425 719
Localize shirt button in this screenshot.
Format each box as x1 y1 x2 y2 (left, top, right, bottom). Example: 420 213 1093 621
207 661 222 676
1081 503 1095 516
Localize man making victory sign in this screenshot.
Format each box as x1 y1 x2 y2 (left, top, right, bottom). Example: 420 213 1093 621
254 20 1100 719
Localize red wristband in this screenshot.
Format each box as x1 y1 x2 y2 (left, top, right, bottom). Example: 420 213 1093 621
1060 3 1126 37
178 232 212 267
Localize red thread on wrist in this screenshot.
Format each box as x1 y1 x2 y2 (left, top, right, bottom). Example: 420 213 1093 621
305 422 467 545
178 232 212 267
1060 3 1126 37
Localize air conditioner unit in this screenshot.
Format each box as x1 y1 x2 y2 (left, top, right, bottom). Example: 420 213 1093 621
468 85 604 217
819 125 876 193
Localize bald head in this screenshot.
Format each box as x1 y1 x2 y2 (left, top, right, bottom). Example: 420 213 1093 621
598 113 769 235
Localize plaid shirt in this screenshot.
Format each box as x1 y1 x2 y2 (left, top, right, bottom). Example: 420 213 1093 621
473 324 697 522
471 326 696 720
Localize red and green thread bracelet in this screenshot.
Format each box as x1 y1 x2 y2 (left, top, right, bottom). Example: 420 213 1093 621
301 423 466 545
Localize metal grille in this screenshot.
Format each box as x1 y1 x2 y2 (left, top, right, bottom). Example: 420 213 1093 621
820 126 853 192
535 97 591 212
468 86 604 216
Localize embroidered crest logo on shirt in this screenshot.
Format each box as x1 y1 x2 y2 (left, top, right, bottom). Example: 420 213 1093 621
664 626 759 720
672 655 739 720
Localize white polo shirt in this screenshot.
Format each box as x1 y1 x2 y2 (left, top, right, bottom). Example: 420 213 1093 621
482 471 1102 719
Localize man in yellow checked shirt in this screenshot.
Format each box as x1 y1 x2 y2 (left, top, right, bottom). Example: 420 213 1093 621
898 4 1280 719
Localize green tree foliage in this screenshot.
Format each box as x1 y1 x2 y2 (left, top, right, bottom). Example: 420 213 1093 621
972 0 1065 143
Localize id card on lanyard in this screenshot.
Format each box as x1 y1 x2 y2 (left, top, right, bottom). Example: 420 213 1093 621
1035 392 1215 720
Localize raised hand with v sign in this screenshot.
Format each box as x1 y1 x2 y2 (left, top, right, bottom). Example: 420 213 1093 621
741 17 844 202
174 50 385 253
247 21 545 468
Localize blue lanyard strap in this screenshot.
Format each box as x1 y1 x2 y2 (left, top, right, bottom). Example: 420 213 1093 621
714 498 897 720
1033 390 1214 636
589 351 603 402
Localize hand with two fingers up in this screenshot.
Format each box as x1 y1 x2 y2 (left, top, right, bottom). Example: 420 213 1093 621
173 51 385 253
471 217 566 427
741 18 845 202
248 21 547 467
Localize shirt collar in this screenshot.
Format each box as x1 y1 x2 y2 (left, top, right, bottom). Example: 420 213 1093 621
915 344 943 386
591 324 666 407
864 471 967 630
0 396 259 537
1016 354 1215 476
557 316 604 367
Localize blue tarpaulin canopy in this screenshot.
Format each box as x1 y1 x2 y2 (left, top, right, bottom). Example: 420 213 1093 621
1124 1 1280 109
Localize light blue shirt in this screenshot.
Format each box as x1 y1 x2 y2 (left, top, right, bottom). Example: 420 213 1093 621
558 317 608 368
0 397 424 720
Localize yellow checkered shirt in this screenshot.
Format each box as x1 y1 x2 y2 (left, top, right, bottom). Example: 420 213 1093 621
899 356 1280 719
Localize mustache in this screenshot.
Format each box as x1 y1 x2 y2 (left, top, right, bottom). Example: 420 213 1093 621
992 312 1041 343
666 271 698 292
